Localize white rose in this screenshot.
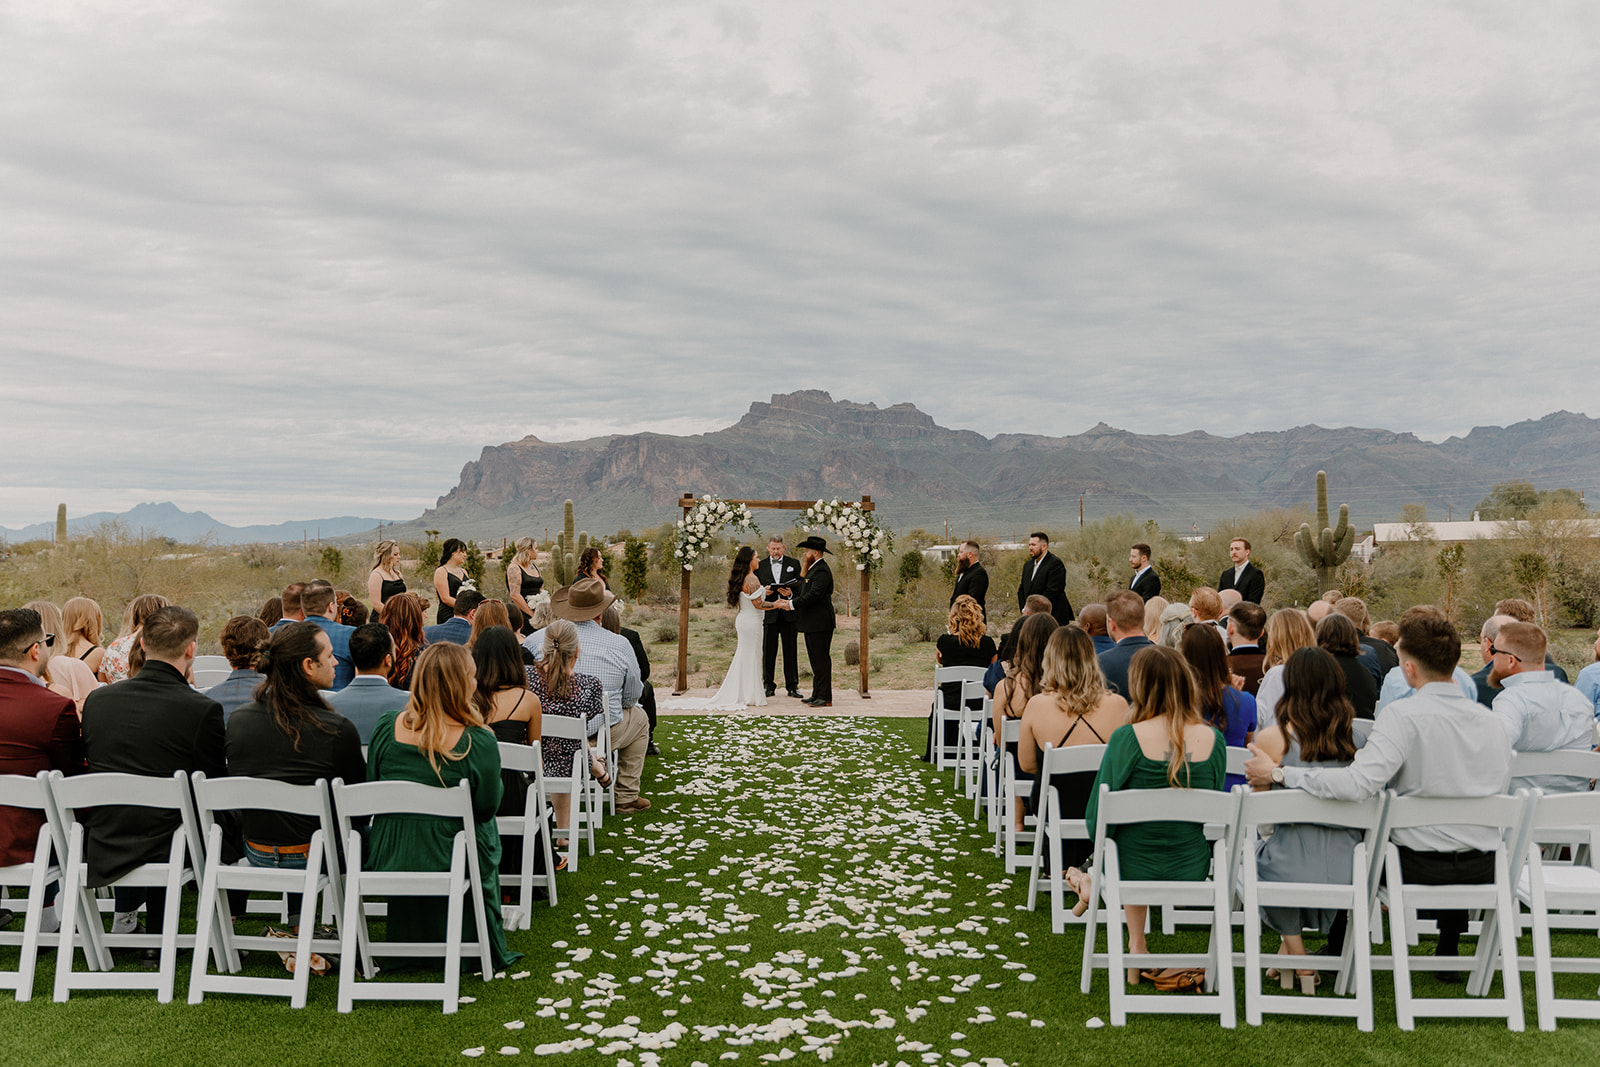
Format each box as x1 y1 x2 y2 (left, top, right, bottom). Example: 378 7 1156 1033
685 564 694 571
872 549 881 559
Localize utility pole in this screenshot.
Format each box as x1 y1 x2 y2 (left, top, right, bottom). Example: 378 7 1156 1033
944 517 949 542
1079 492 1085 529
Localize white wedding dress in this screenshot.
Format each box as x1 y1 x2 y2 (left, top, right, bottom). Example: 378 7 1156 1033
663 588 768 711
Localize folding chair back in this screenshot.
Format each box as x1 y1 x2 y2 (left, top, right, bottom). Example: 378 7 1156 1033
931 666 985 775
0 772 72 1001
1505 789 1600 1029
192 668 233 688
1377 790 1529 1031
1077 784 1242 1027
192 655 231 673
331 777 494 1013
50 770 214 1003
594 690 617 819
1236 789 1386 1030
1024 743 1107 931
496 739 559 928
540 713 597 870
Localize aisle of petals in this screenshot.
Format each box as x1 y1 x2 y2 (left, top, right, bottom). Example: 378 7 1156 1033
463 716 1046 1064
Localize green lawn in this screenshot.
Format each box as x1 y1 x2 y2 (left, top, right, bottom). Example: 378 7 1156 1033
5 716 1600 1065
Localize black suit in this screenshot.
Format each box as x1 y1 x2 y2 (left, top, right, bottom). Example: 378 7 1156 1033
621 626 656 733
81 659 234 933
951 561 989 618
1130 567 1161 603
1016 551 1074 626
756 554 801 692
791 558 835 702
1219 561 1265 605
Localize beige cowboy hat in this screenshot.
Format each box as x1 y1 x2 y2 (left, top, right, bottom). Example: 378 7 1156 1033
551 576 616 621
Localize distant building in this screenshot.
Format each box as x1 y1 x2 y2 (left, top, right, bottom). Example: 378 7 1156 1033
1371 518 1600 547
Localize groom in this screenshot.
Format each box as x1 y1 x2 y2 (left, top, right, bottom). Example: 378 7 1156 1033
789 535 836 707
756 535 802 698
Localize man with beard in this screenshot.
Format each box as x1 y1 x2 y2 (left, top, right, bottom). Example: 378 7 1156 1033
1016 532 1073 626
949 541 988 619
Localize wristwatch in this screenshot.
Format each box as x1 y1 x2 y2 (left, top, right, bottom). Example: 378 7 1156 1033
1270 766 1285 788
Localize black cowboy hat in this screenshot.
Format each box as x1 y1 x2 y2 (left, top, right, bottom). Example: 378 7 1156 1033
796 535 831 554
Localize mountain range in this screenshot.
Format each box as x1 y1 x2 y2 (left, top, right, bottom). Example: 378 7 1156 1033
378 392 1600 542
1 501 394 546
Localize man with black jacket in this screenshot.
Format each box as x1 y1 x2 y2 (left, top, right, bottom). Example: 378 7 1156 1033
789 537 836 707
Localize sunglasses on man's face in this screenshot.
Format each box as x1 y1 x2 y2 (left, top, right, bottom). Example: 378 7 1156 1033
1488 643 1520 663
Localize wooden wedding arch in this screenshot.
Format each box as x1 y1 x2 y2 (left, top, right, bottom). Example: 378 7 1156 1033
672 494 875 699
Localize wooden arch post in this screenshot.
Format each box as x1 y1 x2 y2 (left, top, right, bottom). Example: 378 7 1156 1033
673 494 875 700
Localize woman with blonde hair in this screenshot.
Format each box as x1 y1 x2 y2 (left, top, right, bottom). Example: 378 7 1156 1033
527 619 610 848
378 592 427 690
366 540 406 614
1069 645 1226 979
506 537 544 620
1142 596 1170 642
364 642 522 970
99 593 169 683
24 600 100 713
62 597 107 678
1254 609 1317 728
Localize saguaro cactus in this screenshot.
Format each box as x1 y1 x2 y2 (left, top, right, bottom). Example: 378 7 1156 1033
553 500 577 585
55 503 66 543
1294 470 1354 593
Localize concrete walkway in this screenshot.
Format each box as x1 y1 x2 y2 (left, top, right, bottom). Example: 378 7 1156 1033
658 687 929 717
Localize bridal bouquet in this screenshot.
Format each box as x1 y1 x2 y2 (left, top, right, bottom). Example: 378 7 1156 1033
673 495 760 570
800 498 893 571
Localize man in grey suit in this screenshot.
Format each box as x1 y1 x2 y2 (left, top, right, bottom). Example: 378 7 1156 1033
325 623 409 743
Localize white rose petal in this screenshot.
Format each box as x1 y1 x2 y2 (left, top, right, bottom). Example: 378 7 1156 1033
463 1049 486 1059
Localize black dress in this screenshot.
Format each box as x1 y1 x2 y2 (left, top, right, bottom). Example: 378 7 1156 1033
518 568 543 600
923 634 998 762
486 708 532 877
1029 716 1109 870
437 570 464 625
379 576 406 603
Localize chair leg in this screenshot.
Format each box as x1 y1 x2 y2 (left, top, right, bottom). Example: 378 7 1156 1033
1241 854 1262 1027
1387 849 1415 1031
52 831 85 1003
338 845 364 1014
1351 847 1374 1032
188 859 221 1005
1530 863 1556 1032
443 838 466 1014
1494 851 1525 1032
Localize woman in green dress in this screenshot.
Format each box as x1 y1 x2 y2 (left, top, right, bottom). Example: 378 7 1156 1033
365 642 523 971
1068 644 1226 983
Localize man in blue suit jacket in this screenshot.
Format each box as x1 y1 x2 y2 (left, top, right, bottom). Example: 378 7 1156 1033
1096 591 1155 698
300 580 356 690
424 589 484 647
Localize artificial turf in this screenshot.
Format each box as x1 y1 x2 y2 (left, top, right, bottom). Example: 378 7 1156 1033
3 714 1600 1065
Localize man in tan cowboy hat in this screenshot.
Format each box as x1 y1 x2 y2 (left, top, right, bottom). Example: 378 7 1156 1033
542 577 652 812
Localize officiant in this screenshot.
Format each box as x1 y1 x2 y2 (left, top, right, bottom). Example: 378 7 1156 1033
756 535 802 698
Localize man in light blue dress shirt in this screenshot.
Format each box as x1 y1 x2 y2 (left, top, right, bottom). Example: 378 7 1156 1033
1487 621 1595 795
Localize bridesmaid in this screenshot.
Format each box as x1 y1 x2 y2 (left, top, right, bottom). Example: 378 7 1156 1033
577 545 607 586
367 539 407 615
505 538 544 620
432 538 468 625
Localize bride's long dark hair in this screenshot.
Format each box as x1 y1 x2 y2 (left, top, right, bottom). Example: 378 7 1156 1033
726 546 755 607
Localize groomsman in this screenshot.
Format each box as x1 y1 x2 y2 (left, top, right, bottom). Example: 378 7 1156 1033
1218 537 1265 604
756 535 802 699
1129 543 1161 602
949 541 988 618
1016 532 1073 626
790 536 836 707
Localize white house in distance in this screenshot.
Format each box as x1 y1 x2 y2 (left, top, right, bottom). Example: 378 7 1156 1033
1371 518 1600 549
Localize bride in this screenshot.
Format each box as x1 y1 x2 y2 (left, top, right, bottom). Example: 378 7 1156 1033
666 546 782 710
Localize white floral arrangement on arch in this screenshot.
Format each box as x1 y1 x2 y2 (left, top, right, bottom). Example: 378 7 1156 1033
672 495 761 571
799 498 894 571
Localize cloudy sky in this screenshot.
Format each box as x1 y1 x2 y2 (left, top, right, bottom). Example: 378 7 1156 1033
4 0 1597 527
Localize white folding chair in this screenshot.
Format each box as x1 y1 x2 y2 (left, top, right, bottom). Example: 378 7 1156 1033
187 772 370 1007
995 718 1036 872
331 778 494 1013
192 668 233 688
957 688 991 801
1024 743 1107 932
50 770 221 1003
931 667 985 778
192 655 231 673
496 740 559 930
1077 784 1243 1027
1374 790 1529 1031
541 714 597 871
0 772 85 1001
1237 789 1387 1030
1161 746 1253 935
1508 750 1600 870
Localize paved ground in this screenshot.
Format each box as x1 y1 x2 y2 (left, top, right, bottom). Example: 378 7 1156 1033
659 686 929 717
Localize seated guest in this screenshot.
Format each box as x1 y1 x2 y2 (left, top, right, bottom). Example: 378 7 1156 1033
1488 621 1594 794
1155 601 1192 648
1181 622 1257 791
992 613 1057 833
1471 614 1517 707
62 596 107 679
926 595 998 762
300 580 355 690
1246 646 1365 990
1335 596 1397 683
1247 605 1514 976
336 591 368 628
1217 588 1244 624
25 600 100 715
1575 626 1600 719
527 619 611 846
1097 590 1154 698
1018 625 1128 881
1375 634 1482 712
1069 646 1227 977
1306 600 1334 627
602 603 659 756
1189 587 1223 629
1079 604 1114 655
0 608 88 934
378 592 427 690
467 598 512 649
1495 598 1570 681
226 621 364 973
471 626 546 876
1315 613 1378 719
987 595 1052 694
207 615 271 720
1252 609 1315 730
1226 602 1269 696
423 589 484 647
258 597 284 628
81 606 229 944
99 593 169 683
270 582 307 632
365 643 522 971
1370 620 1399 646
1142 596 1170 642
325 623 411 743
